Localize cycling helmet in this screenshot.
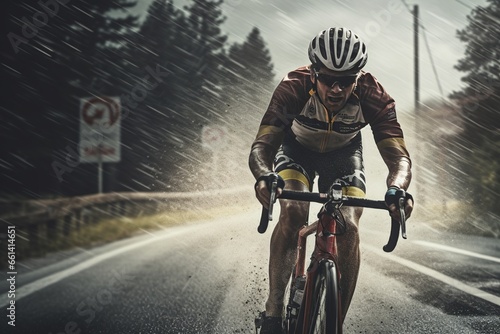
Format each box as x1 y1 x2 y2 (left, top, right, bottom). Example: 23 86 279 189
308 27 368 72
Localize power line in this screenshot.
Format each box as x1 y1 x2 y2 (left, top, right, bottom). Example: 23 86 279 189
400 0 446 102
400 0 413 12
421 22 446 101
455 0 475 11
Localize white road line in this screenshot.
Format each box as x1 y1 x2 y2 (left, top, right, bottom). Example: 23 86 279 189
412 240 500 263
1 226 198 308
363 228 500 263
363 244 500 307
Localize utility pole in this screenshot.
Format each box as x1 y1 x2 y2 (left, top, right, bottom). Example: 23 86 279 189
413 4 423 204
413 4 420 113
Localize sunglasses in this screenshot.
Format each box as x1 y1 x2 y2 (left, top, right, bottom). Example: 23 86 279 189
315 72 358 89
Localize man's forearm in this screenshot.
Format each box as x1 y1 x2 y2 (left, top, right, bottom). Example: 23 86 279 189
249 143 277 179
386 158 412 190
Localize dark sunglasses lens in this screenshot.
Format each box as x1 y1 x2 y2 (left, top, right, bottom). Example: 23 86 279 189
317 74 356 88
317 74 335 86
337 76 357 87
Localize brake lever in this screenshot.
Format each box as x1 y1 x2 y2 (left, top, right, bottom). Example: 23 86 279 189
268 178 278 221
398 196 407 239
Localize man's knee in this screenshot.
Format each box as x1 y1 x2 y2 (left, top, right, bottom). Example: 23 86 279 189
343 207 362 227
338 207 362 244
277 199 309 236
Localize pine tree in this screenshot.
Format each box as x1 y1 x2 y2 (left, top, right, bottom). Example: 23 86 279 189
451 0 500 215
115 0 186 192
223 27 275 105
222 26 276 137
195 27 276 189
113 0 230 192
1 0 140 197
155 0 230 190
181 0 228 118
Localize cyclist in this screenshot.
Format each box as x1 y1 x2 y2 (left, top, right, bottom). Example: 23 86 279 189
249 27 414 333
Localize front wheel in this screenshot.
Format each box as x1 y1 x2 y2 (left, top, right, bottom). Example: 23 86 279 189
309 261 341 334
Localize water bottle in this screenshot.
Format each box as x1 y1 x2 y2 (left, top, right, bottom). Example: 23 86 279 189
292 276 306 306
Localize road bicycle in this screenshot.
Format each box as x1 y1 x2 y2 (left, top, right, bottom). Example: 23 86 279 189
255 177 408 334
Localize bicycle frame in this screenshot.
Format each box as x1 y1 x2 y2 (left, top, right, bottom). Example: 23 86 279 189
291 211 343 333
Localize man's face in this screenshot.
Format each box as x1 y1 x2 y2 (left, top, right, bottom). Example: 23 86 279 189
310 67 359 113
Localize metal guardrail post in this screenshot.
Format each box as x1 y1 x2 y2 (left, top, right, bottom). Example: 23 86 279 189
63 214 72 236
46 219 58 250
0 188 253 265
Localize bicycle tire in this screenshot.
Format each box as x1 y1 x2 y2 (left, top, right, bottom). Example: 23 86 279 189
309 260 341 334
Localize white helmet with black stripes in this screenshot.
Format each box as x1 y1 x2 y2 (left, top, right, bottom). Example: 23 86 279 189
308 27 368 72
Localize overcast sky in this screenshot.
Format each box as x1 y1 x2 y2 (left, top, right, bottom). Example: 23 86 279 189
133 0 488 112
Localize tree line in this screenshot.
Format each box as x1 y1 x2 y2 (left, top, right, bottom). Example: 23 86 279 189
418 0 500 220
451 0 500 217
1 0 276 198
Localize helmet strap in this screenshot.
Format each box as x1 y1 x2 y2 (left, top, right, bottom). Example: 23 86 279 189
310 66 319 93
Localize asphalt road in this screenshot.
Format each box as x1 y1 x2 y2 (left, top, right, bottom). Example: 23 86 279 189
1 207 499 334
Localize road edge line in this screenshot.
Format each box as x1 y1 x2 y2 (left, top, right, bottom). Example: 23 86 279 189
0 226 198 308
363 243 500 307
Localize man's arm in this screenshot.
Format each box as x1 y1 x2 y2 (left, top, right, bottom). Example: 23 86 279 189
377 140 413 219
249 142 276 179
249 133 284 208
358 72 413 218
248 66 309 205
384 155 412 191
375 135 412 191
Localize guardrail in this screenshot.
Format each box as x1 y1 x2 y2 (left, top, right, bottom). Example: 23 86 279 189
0 187 253 255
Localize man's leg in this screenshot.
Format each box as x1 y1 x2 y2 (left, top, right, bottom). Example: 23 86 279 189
265 179 310 317
336 206 363 320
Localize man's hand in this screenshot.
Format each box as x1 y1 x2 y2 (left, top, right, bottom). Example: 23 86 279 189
385 187 414 222
254 172 284 208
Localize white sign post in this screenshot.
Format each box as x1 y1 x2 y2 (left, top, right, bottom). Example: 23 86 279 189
79 96 121 193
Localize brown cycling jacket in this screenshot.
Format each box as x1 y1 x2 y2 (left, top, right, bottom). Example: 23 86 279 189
252 66 411 166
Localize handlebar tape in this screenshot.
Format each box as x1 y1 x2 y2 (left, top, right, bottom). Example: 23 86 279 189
383 218 400 252
258 207 269 234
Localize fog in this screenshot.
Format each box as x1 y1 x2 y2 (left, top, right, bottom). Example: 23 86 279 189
128 0 494 229
134 0 487 112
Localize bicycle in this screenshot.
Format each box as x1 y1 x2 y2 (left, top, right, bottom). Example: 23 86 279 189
255 178 408 334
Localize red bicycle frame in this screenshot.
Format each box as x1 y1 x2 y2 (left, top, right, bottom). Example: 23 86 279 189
293 211 343 333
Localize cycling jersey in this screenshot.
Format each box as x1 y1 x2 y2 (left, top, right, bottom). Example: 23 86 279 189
252 66 411 167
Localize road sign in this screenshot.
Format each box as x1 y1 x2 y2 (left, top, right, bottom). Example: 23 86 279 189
79 96 121 163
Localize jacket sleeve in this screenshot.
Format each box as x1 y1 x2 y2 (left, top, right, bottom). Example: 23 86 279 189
359 73 411 168
359 73 412 190
249 68 311 179
251 68 310 152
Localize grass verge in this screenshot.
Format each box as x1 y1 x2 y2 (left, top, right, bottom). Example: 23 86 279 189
2 202 255 268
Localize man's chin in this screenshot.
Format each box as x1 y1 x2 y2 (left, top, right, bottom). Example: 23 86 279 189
327 101 345 112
